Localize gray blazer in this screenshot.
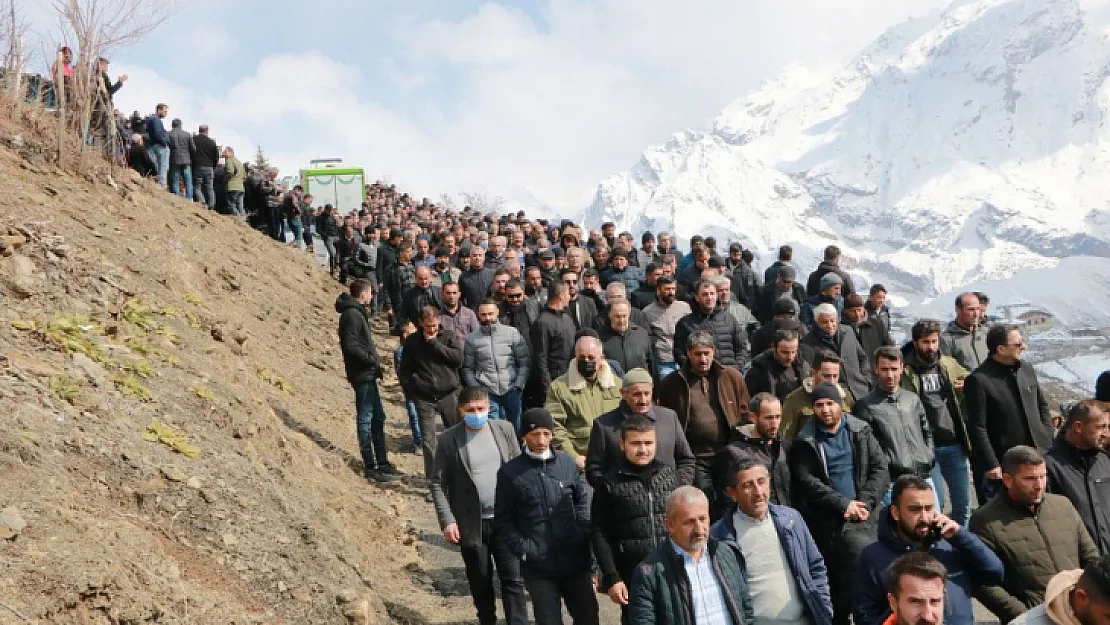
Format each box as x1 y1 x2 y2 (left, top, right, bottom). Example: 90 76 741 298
431 419 521 547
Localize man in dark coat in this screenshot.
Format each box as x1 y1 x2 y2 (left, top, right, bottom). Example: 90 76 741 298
531 282 577 400
494 408 598 625
400 306 463 481
1046 401 1110 555
336 279 401 482
842 294 892 369
585 368 696 487
714 392 792 508
673 280 749 370
562 268 598 331
789 383 889 625
400 265 443 330
629 486 754 625
800 303 872 402
597 301 654 377
964 324 1053 501
746 328 812 403
590 415 677 620
806 245 855 297
192 125 220 209
865 284 891 336
460 246 496 311
754 266 808 324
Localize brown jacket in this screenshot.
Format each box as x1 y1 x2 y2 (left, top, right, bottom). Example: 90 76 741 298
656 362 751 434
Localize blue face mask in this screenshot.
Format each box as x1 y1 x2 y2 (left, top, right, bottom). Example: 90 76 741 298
463 411 489 429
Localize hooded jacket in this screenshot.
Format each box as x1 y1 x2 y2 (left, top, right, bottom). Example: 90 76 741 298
800 324 873 401
673 305 750 369
710 504 833 625
853 508 1004 625
1009 570 1085 625
744 350 812 404
544 360 622 458
584 402 697 487
335 292 382 386
940 320 989 371
714 423 792 506
854 387 935 479
462 322 530 395
970 493 1100 623
964 357 1053 472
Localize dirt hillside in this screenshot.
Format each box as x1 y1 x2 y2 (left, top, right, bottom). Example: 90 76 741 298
0 119 474 624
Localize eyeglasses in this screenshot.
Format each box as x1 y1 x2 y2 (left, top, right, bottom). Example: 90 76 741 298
506 292 524 299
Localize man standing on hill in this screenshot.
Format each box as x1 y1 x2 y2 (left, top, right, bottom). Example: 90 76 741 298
145 104 170 187
192 125 219 209
223 147 245 218
336 279 402 483
166 118 195 199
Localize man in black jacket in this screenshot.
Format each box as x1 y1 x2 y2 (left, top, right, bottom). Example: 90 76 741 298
754 266 808 324
192 125 219 209
673 280 748 370
460 246 496 312
590 415 677 619
865 285 891 336
336 280 401 482
789 383 889 625
383 244 416 332
316 204 342 275
563 268 598 331
746 329 812 403
494 408 598 625
964 324 1053 501
806 245 855 297
1046 401 1110 554
597 301 654 376
629 263 662 310
730 248 762 308
842 294 892 369
715 392 792 508
400 306 464 481
531 282 577 402
400 266 442 330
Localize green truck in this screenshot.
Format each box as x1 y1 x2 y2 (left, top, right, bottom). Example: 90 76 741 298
300 159 366 212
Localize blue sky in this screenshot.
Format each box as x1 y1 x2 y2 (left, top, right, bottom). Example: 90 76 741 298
25 0 949 210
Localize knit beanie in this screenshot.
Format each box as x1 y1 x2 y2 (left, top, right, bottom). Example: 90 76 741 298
520 408 555 434
820 273 844 292
811 382 841 406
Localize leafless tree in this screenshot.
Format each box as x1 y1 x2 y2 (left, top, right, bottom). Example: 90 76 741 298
1 0 29 87
460 191 506 214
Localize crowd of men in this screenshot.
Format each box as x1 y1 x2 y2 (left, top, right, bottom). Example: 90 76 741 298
332 202 1110 625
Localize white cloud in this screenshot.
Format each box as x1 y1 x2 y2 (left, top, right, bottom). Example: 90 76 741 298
106 1 955 210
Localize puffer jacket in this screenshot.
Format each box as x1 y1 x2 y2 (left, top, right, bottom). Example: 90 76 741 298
601 265 645 292
493 450 592 579
590 459 677 590
780 377 855 439
598 323 654 376
1046 434 1110 555
629 538 755 625
335 292 382 386
940 321 989 372
531 306 577 389
383 262 416 312
714 423 792 506
853 508 1004 625
673 305 750 369
800 324 872 401
398 329 463 401
462 322 530 395
854 387 935 479
544 360 622 458
711 505 833 625
970 493 1100 623
744 350 811 403
789 415 889 544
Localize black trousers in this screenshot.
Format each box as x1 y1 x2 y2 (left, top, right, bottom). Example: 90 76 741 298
524 571 599 625
460 519 527 625
820 520 878 625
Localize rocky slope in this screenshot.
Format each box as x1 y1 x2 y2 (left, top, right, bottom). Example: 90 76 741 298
583 0 1110 322
0 118 465 624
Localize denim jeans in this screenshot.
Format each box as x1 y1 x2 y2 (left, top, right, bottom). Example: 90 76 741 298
406 399 421 445
193 166 215 208
354 380 389 473
524 572 599 625
460 519 528 625
488 388 522 433
169 164 193 199
226 190 245 216
147 144 169 187
930 444 972 525
288 218 303 247
656 362 679 379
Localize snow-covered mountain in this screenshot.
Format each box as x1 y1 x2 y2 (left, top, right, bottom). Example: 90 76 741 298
583 0 1110 324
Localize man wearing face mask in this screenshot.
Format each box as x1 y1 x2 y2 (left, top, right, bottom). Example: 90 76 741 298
431 386 526 625
494 408 598 625
545 336 623 472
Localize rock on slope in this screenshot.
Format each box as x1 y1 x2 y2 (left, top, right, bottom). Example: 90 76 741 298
0 126 452 623
584 0 1110 315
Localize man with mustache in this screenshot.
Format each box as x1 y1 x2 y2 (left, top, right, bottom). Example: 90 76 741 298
852 475 1003 625
628 486 754 625
901 319 973 525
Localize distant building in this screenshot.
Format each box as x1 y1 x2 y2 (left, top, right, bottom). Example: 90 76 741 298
1017 309 1055 327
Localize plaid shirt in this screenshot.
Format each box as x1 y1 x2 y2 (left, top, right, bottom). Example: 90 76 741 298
672 540 734 625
